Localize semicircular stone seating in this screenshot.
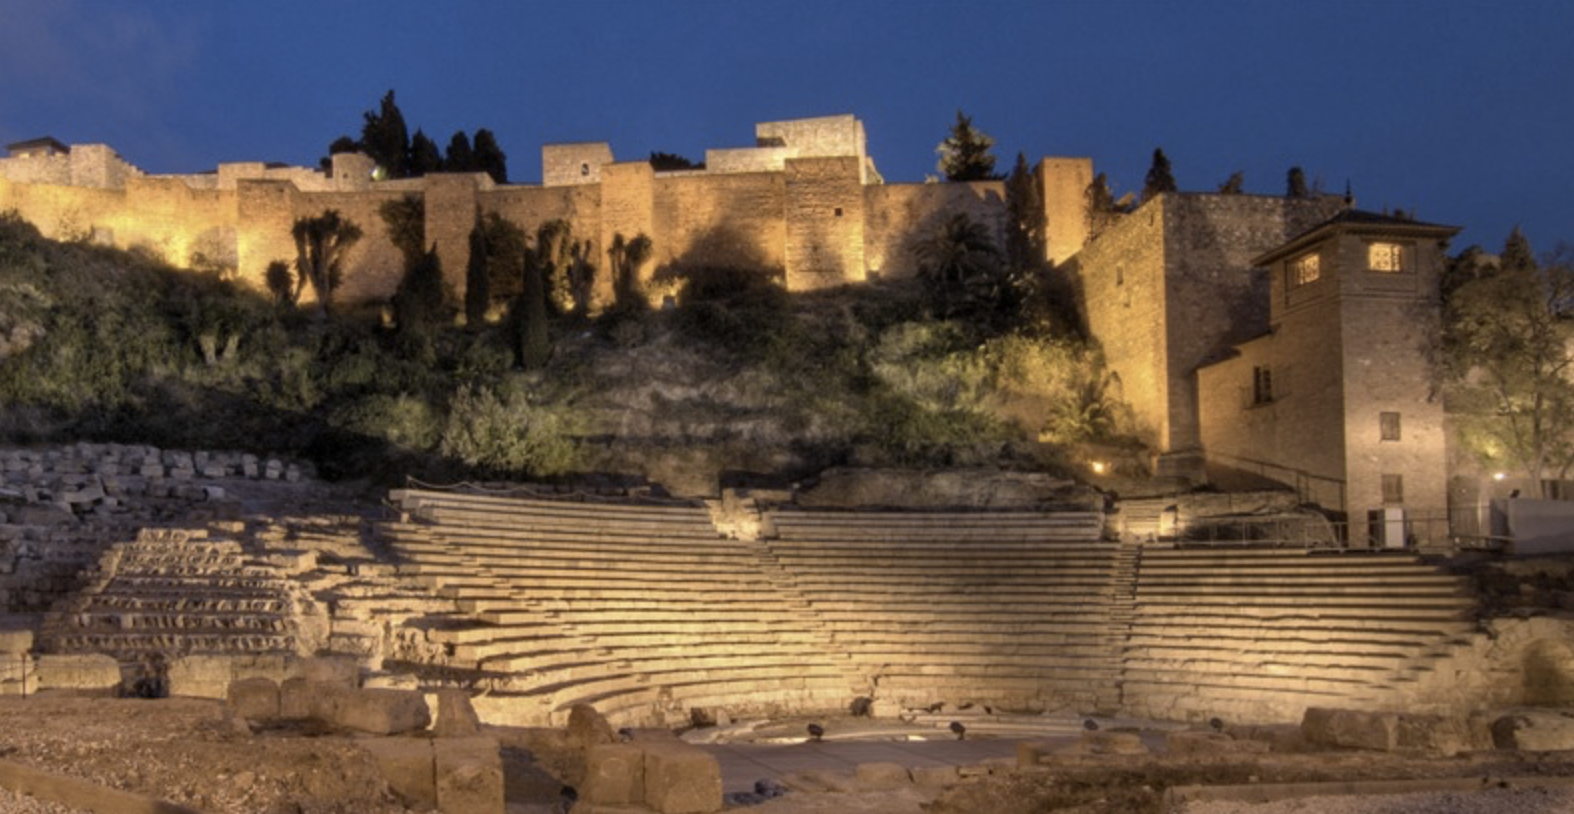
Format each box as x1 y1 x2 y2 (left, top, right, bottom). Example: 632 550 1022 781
383 488 1478 727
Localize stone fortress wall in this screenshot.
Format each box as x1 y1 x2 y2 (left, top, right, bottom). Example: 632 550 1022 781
0 115 1076 311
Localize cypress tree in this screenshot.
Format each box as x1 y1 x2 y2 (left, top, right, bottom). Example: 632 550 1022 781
444 131 475 173
1286 166 1309 198
1004 153 1045 270
409 130 443 177
465 222 491 327
1500 227 1537 275
360 90 410 179
472 129 508 183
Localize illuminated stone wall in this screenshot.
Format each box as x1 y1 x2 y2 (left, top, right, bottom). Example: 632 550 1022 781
863 181 1005 280
651 170 787 274
1065 199 1170 451
1038 157 1092 266
542 142 614 187
784 157 865 290
1068 193 1343 464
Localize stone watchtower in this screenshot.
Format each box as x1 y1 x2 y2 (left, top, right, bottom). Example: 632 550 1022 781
1198 210 1460 546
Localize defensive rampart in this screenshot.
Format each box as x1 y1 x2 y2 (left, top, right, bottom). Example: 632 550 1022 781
0 116 1045 311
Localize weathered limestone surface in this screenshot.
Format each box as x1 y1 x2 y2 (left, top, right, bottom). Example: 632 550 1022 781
583 743 646 806
642 742 722 814
435 736 505 814
31 653 120 695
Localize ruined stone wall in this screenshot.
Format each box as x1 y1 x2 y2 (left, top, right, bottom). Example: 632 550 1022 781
863 181 1006 280
784 157 865 290
542 142 614 187
1039 157 1092 266
597 162 656 306
1066 198 1171 451
651 171 786 276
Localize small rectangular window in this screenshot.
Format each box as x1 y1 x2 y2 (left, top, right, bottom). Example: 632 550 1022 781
833 207 844 217
1380 411 1402 441
1291 253 1321 287
1381 474 1405 504
1369 242 1404 272
1252 366 1273 405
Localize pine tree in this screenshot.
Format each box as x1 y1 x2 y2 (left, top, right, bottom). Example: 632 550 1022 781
936 111 1001 182
1142 148 1177 202
1501 226 1536 275
1286 166 1309 198
360 90 410 179
472 129 508 183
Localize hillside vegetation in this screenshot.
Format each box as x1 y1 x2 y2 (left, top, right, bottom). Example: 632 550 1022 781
0 212 1134 493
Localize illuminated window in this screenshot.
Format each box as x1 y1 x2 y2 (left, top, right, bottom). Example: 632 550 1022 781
1380 411 1401 441
1369 242 1404 272
1291 253 1321 287
1381 474 1404 504
1252 366 1273 405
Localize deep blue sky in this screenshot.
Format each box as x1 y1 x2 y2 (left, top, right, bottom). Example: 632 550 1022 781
1 0 1569 253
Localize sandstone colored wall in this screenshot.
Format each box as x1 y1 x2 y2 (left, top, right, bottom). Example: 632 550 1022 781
598 162 656 306
784 157 865 290
651 171 786 275
863 181 1006 281
543 142 614 187
1039 157 1091 266
1067 197 1170 451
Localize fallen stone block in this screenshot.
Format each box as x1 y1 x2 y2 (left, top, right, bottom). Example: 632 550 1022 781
331 687 431 735
301 654 360 688
855 761 911 790
32 653 121 695
583 743 645 806
278 677 313 720
436 736 504 814
433 688 481 738
361 737 437 809
0 628 33 654
1165 730 1271 758
567 703 616 748
643 742 721 814
227 676 281 721
911 765 960 791
1492 710 1574 751
1302 707 1398 752
1396 713 1483 756
1064 730 1148 756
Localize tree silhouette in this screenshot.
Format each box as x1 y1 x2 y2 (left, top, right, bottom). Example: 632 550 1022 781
472 129 508 183
290 210 362 319
360 90 410 179
936 111 1001 181
1286 166 1310 198
444 131 475 173
608 232 654 313
1004 153 1045 270
409 130 443 177
1142 148 1177 202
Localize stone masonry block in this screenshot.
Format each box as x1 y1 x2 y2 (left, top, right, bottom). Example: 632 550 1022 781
227 677 280 721
0 629 34 654
436 736 504 814
361 737 437 809
301 654 360 688
583 743 645 806
643 742 721 814
278 677 313 720
331 687 431 735
32 653 121 695
432 688 481 738
1302 707 1399 752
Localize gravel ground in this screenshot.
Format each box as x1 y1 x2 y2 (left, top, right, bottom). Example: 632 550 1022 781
0 787 91 814
1179 785 1574 814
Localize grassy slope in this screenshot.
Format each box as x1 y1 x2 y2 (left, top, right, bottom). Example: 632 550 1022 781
0 215 1126 492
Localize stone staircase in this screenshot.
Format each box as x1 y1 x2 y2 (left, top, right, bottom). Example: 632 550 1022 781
38 528 315 675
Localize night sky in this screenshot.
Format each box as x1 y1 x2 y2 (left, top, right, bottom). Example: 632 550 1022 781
1 0 1569 254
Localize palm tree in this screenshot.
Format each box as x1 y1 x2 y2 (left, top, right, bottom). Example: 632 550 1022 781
914 213 1004 317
